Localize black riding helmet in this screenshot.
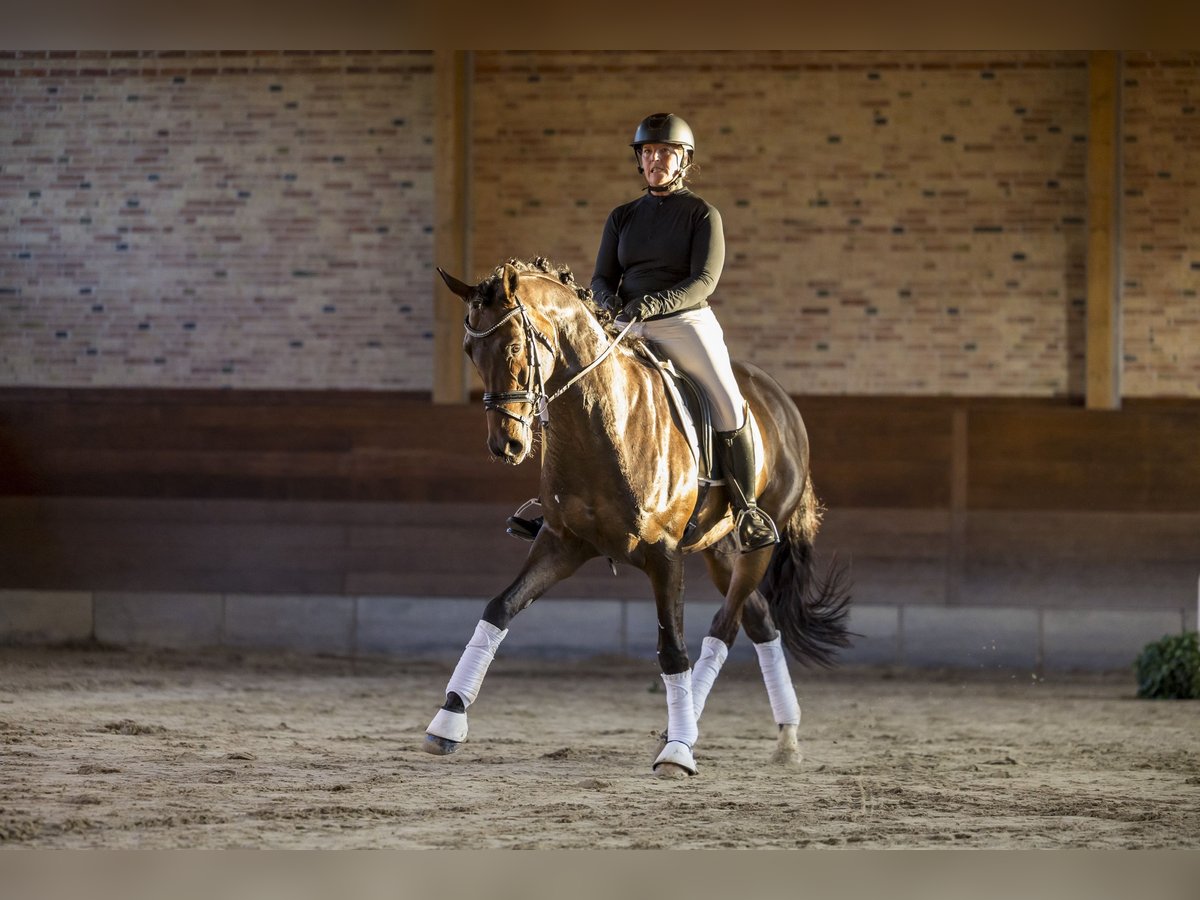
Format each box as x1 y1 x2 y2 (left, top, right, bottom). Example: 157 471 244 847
630 112 695 174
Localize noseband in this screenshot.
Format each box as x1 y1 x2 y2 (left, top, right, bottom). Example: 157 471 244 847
463 292 636 430
463 298 554 427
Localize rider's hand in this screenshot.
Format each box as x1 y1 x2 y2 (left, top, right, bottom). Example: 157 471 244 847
622 296 654 321
594 291 619 314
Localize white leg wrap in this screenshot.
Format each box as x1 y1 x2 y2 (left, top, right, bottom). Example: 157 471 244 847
753 636 801 726
445 620 508 708
661 670 699 747
426 707 468 742
653 739 698 775
690 636 729 721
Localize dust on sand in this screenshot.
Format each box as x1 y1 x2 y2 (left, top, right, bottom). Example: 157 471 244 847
1 646 1196 848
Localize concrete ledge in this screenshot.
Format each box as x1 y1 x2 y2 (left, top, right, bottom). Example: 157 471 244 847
0 590 92 643
842 604 900 666
224 594 355 657
903 606 1040 670
1042 609 1189 671
1 589 1194 671
95 592 223 649
356 596 481 657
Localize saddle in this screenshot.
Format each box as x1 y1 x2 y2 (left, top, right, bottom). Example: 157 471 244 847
634 343 725 547
635 343 717 479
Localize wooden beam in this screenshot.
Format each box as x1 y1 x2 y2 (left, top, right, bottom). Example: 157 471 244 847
1085 51 1122 410
432 51 471 404
945 406 968 605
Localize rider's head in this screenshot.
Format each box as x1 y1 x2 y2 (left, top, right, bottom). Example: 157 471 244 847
630 113 694 193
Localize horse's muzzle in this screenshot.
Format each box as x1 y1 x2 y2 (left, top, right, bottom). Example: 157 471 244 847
488 430 528 465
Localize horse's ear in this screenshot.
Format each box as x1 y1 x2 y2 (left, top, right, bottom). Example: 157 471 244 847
437 267 474 302
501 263 520 301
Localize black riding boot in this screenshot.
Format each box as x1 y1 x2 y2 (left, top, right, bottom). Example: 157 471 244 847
716 419 779 553
505 498 543 542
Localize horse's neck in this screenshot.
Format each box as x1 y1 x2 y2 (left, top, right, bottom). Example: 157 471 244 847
549 319 663 453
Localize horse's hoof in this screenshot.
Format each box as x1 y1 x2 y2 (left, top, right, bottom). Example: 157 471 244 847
653 740 698 776
771 724 802 767
654 762 693 779
422 733 463 755
770 746 803 768
426 707 468 746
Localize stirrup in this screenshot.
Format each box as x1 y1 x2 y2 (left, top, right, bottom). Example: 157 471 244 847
505 498 543 542
733 507 779 553
506 516 543 542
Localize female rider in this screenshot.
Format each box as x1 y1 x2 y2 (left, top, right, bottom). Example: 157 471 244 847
508 112 777 553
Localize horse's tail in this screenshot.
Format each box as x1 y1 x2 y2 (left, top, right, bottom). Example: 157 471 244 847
759 474 853 668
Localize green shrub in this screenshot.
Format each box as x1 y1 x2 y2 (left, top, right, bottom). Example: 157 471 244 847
1135 631 1200 699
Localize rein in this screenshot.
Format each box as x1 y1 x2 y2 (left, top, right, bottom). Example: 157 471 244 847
463 292 636 428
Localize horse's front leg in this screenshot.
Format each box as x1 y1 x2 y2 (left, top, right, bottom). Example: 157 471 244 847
423 530 594 756
645 550 699 778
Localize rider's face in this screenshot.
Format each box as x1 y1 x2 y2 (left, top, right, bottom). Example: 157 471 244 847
640 143 685 191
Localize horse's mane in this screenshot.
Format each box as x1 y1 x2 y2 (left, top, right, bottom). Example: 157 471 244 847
486 256 622 336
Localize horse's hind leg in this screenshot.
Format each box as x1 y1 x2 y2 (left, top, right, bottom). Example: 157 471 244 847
742 591 803 767
423 532 594 756
692 546 771 721
699 547 801 767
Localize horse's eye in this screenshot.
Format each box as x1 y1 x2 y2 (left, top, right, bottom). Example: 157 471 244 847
505 343 521 360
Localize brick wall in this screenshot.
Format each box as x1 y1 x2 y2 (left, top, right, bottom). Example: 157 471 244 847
0 50 435 389
1122 51 1200 396
2 51 1197 398
472 51 1094 397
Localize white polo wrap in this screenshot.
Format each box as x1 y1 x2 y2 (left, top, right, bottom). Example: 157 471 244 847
445 619 508 708
661 670 699 747
753 636 801 726
690 636 729 721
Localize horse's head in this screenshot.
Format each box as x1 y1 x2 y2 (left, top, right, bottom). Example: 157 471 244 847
438 262 562 465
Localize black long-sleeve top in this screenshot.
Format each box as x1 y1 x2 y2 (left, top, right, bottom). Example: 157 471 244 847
589 188 725 321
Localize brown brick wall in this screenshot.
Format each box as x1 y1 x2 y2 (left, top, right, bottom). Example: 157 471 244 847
2 51 1197 398
1122 51 1200 397
472 51 1096 397
0 50 435 389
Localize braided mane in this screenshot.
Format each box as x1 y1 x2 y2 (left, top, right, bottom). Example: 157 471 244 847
485 256 620 333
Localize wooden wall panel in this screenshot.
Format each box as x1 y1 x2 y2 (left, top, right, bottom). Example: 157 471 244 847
3 497 1195 611
793 397 955 508
968 405 1200 511
2 389 1198 512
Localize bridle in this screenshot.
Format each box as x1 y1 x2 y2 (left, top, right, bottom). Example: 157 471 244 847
463 298 554 428
462 284 636 430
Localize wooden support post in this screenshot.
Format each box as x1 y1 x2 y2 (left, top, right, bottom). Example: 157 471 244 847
433 50 471 404
1086 51 1122 410
946 406 968 606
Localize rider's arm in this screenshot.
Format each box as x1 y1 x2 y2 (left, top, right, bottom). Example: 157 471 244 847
590 209 623 312
634 203 725 319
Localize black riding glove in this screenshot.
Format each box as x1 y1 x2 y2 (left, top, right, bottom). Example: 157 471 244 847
621 296 655 321
594 291 620 315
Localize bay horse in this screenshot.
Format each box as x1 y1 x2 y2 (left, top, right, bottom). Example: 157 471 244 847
425 257 851 777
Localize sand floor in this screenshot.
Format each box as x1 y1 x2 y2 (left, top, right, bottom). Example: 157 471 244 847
1 646 1197 849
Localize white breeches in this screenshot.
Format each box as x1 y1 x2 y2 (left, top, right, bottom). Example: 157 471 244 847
631 306 746 432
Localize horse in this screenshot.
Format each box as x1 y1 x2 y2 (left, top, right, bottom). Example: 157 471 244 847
424 257 851 777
